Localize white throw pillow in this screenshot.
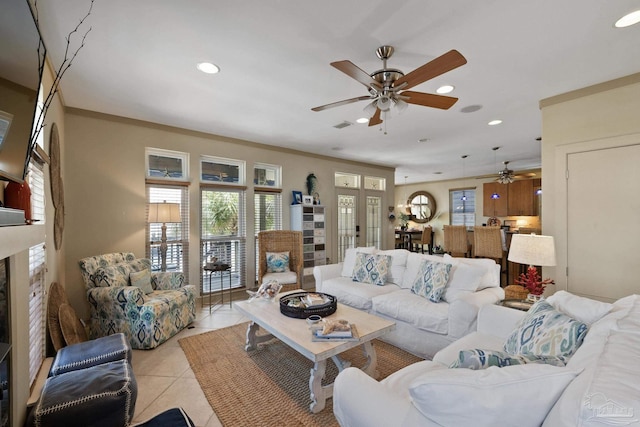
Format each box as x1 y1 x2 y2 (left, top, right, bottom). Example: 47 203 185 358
546 290 613 325
442 262 484 302
375 249 409 285
341 247 375 277
443 254 500 289
409 364 580 427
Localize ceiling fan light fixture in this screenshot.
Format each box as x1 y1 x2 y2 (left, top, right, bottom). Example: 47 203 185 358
436 85 454 94
394 98 408 113
364 100 378 117
377 96 392 112
615 10 640 28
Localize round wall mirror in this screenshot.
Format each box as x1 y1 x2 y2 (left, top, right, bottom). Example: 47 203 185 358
406 191 437 223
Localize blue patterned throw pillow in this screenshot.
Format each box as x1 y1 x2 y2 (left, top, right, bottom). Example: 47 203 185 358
450 349 568 369
503 300 588 358
351 253 391 286
411 260 452 303
266 251 290 273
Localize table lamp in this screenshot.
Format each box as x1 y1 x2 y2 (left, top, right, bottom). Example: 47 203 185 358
148 201 181 272
507 233 556 299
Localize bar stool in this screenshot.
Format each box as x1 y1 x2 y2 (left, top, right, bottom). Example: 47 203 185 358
443 225 470 257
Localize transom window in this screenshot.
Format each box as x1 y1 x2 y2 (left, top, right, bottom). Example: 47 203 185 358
201 155 245 185
146 148 189 180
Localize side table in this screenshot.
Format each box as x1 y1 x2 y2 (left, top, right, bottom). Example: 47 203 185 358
204 263 232 312
500 299 534 311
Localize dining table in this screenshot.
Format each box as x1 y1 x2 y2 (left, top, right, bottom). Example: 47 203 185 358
394 229 426 252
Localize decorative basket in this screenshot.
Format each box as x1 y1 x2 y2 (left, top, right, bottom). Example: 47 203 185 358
279 292 337 319
504 285 529 300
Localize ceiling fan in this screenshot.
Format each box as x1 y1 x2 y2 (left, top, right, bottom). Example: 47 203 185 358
311 45 467 126
497 161 516 184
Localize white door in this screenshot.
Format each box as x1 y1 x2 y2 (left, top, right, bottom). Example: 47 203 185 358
567 143 640 300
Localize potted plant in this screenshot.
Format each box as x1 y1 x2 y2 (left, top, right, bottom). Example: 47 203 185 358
398 213 410 230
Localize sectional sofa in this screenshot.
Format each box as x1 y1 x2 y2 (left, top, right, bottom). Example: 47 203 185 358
314 247 504 358
333 291 640 427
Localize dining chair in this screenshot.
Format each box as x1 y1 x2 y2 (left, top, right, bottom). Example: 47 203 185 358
443 225 470 257
473 226 506 285
413 226 433 254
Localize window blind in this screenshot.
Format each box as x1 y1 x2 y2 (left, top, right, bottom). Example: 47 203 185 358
450 188 476 227
28 161 45 386
145 184 189 283
254 191 282 283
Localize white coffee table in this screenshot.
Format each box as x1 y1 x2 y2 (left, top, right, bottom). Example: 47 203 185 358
234 291 395 413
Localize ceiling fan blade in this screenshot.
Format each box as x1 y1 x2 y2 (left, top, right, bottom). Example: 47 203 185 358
331 60 381 90
393 50 467 91
369 108 383 126
402 91 458 110
311 96 372 112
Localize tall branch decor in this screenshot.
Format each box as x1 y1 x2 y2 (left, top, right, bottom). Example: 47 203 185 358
29 0 94 151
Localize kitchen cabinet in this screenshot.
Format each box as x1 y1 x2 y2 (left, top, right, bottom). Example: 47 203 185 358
484 179 541 217
482 182 508 217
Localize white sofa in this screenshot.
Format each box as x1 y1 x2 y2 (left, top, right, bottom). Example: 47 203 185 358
314 248 504 359
333 291 640 427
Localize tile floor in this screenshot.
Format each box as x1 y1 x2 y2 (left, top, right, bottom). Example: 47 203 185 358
131 300 248 427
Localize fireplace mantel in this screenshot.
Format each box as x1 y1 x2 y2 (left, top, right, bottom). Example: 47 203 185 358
0 225 45 259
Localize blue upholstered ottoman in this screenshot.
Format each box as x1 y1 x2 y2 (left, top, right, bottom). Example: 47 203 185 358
134 408 195 427
49 332 131 376
28 333 136 427
28 359 137 427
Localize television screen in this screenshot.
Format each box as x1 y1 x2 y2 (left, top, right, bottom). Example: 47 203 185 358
0 0 44 183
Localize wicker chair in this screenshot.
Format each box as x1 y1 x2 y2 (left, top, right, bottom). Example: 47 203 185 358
413 226 433 254
443 225 471 257
257 230 304 292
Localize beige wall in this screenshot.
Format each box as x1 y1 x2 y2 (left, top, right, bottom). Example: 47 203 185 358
63 109 395 318
540 72 640 297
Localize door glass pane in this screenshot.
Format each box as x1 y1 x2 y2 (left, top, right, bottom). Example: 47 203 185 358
337 194 356 262
201 189 246 293
366 196 381 248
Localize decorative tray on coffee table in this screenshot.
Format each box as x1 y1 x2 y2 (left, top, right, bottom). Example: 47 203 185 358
279 292 337 319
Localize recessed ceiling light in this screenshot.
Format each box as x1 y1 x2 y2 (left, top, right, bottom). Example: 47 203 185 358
197 62 220 74
488 119 503 126
418 138 429 143
615 10 640 28
356 117 369 124
436 85 454 94
433 172 442 175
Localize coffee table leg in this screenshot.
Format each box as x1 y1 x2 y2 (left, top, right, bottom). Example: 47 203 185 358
245 321 260 351
309 360 328 413
244 321 275 351
361 341 379 379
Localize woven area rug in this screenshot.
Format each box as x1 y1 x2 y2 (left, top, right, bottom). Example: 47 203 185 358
178 322 422 427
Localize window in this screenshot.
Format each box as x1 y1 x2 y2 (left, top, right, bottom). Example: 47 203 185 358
450 188 476 227
146 148 188 180
146 185 190 281
335 172 360 188
254 190 282 282
364 176 386 191
366 196 382 248
201 188 246 293
254 163 281 188
28 160 45 386
201 155 245 185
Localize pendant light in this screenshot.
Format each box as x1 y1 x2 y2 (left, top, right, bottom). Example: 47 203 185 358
460 155 468 201
491 147 501 199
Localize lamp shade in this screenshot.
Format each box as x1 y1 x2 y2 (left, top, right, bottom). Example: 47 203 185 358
508 233 556 266
148 202 181 223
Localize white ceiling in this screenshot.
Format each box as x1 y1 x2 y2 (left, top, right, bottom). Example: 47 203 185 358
33 0 640 184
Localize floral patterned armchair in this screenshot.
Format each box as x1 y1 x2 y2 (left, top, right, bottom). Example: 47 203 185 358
78 252 196 349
